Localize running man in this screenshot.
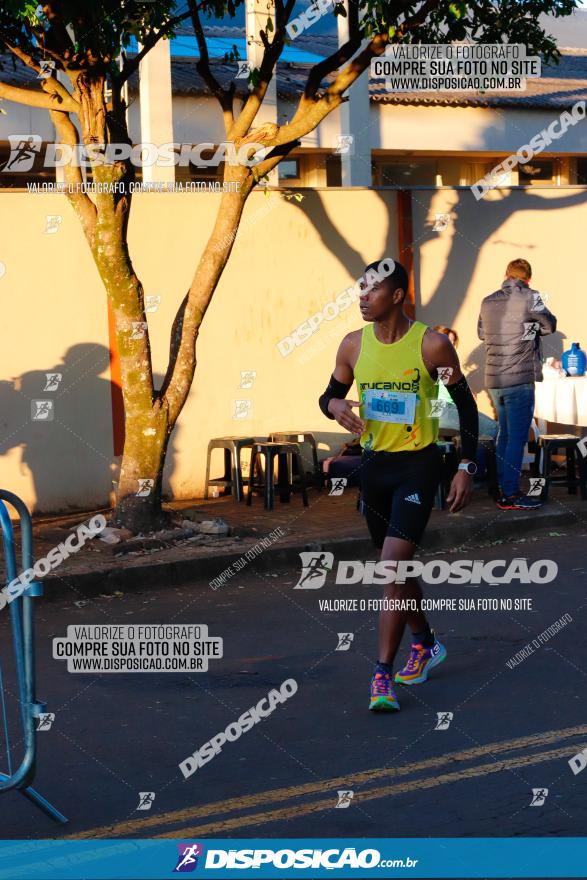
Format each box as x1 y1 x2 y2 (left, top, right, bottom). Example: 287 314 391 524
318 259 479 712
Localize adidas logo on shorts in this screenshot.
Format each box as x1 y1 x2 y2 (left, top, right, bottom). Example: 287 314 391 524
405 493 421 505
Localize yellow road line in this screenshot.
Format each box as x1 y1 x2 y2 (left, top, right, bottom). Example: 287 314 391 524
66 724 587 839
155 742 580 838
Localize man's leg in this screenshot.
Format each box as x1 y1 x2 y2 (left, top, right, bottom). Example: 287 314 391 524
489 388 508 492
377 535 429 664
367 445 445 710
499 383 535 498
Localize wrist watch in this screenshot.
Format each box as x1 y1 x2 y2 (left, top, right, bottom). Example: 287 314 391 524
458 460 478 475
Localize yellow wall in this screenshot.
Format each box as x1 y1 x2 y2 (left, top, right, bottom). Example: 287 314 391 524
2 184 586 512
411 187 587 416
0 188 397 511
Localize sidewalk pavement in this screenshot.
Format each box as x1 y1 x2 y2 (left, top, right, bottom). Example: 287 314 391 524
1 483 584 603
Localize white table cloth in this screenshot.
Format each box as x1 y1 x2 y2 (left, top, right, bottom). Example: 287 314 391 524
534 376 587 427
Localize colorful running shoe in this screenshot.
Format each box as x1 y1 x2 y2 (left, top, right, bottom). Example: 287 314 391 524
394 638 447 685
369 670 400 712
496 493 542 510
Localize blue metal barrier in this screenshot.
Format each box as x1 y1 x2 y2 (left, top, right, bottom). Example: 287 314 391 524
0 489 67 823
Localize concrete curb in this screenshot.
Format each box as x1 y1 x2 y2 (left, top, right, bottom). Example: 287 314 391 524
41 502 584 602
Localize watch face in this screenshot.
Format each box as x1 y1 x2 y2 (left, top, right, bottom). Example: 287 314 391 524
460 461 477 475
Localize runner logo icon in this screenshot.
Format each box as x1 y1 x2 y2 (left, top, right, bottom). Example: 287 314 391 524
294 552 334 589
174 843 204 872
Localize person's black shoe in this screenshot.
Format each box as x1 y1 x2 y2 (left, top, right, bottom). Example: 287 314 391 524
496 492 542 510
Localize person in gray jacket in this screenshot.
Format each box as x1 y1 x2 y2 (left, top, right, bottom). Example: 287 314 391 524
478 258 557 510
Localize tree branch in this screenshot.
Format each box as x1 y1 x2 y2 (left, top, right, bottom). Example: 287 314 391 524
0 78 75 110
228 0 296 141
1 37 79 110
187 0 235 135
116 8 193 88
49 108 98 245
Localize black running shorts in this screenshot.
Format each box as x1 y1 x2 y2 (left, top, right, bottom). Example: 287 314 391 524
360 443 443 549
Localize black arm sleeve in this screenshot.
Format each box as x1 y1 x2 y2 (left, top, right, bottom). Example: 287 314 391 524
319 374 353 419
445 376 479 461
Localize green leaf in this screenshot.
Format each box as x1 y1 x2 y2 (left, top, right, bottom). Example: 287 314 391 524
388 25 396 39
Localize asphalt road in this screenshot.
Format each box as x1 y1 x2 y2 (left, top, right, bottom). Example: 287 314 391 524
2 525 587 846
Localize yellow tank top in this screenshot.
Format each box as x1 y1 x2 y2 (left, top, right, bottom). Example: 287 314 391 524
354 321 439 453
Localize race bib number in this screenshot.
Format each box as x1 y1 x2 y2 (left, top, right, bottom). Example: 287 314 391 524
362 389 417 424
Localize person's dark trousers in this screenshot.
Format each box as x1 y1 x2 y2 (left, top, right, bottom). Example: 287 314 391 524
488 383 535 497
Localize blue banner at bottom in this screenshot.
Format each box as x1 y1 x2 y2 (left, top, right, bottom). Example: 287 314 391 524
0 838 586 879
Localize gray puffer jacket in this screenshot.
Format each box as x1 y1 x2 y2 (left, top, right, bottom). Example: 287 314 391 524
478 278 557 389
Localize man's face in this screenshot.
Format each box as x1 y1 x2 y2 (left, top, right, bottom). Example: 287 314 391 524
359 275 402 322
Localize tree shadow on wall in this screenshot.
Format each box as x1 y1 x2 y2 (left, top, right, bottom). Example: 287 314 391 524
284 185 587 346
0 343 178 513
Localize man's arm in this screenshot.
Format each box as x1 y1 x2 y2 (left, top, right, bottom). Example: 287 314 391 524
423 330 479 512
530 294 557 336
318 332 365 435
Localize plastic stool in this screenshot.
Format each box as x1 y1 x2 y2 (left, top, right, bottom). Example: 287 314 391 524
435 440 458 509
204 436 256 502
247 442 309 510
535 434 587 501
269 432 322 488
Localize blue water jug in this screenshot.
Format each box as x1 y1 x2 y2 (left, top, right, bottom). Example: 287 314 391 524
562 342 587 377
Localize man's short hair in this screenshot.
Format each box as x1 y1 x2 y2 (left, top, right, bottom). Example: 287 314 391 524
506 258 532 282
364 259 409 300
